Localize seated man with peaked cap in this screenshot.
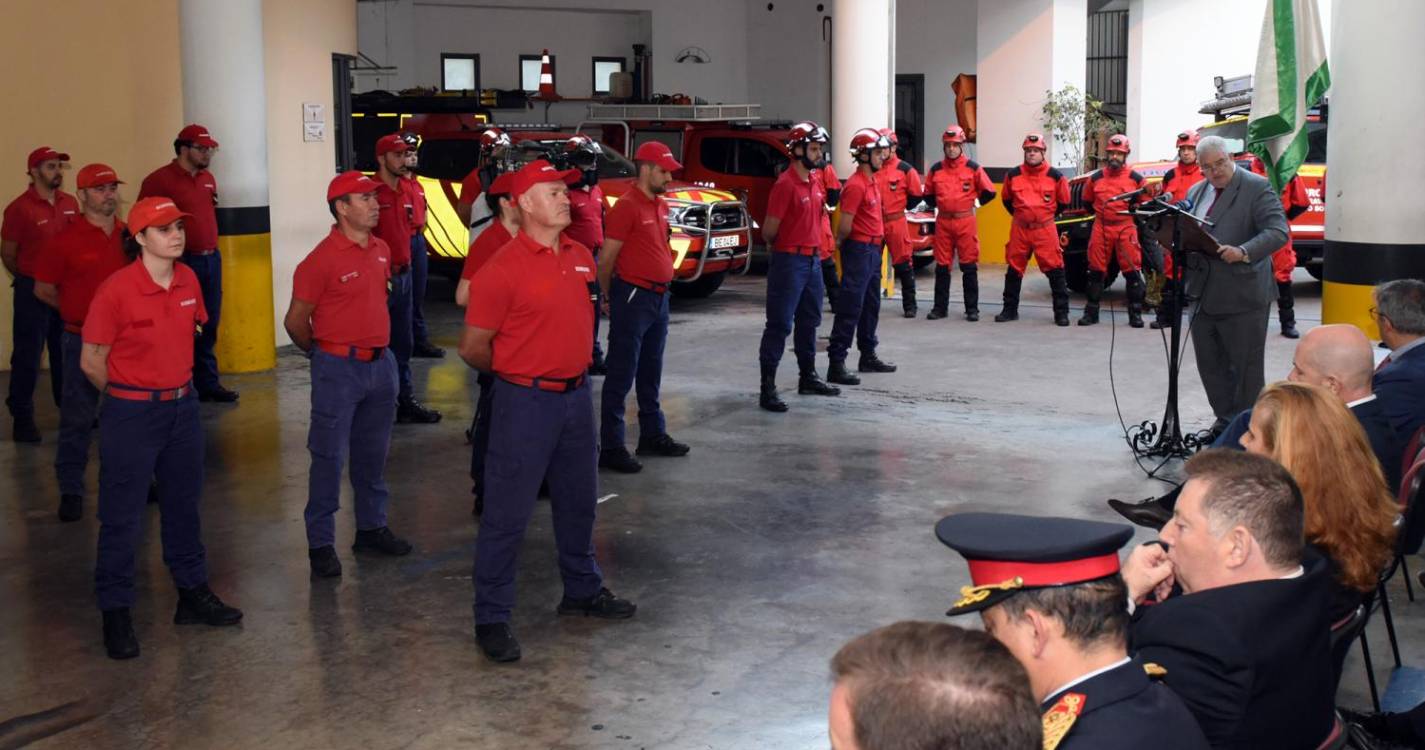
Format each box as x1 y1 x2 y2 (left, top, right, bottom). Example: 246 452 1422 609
936 511 1209 750
1120 449 1336 749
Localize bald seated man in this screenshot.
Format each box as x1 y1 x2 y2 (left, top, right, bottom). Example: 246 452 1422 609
1111 324 1405 527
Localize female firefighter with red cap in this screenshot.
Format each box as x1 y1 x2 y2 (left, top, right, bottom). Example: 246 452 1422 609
1079 134 1148 327
998 133 1071 325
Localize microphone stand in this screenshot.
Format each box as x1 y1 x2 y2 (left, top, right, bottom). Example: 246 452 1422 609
1124 199 1216 463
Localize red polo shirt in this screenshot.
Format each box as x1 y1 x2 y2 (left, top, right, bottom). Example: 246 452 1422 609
465 230 596 380
766 167 825 251
565 185 605 250
461 221 513 281
373 180 412 268
32 217 129 330
604 186 673 285
401 176 427 232
292 227 393 349
83 260 208 390
137 160 219 252
1 186 79 278
840 170 884 242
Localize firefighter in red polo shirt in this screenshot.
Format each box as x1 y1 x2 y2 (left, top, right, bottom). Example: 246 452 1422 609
922 125 996 321
1079 134 1148 327
596 141 691 474
998 133 1072 325
2 146 78 442
81 197 243 660
283 171 414 579
32 164 129 522
372 133 441 424
400 132 444 359
876 128 924 318
562 135 609 374
138 124 238 402
459 160 637 663
827 128 898 386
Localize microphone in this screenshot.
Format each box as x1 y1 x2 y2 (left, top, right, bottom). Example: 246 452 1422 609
1108 186 1147 202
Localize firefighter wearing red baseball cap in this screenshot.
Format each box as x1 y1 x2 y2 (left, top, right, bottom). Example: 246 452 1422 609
138 124 238 402
874 128 925 318
597 141 691 474
827 128 898 386
922 124 996 321
1079 134 1148 327
282 171 413 579
372 133 441 424
1248 156 1311 338
757 120 841 412
82 196 243 660
1151 131 1206 330
997 133 1072 325
458 159 637 663
3 146 77 442
456 127 513 228
398 132 444 360
32 165 128 522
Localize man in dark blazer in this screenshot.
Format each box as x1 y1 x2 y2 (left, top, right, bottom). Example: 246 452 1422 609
1121 449 1335 749
1372 279 1425 445
1181 136 1289 429
937 513 1210 750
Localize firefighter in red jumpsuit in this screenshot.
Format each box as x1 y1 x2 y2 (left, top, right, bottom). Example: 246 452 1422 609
1079 134 1148 327
875 128 924 317
1151 130 1205 329
816 162 841 308
1249 156 1310 338
921 124 995 321
998 133 1071 325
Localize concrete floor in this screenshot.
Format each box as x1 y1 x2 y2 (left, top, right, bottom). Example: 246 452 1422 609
1 267 1417 749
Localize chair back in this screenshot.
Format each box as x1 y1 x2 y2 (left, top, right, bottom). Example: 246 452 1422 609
1329 604 1370 692
1399 456 1425 555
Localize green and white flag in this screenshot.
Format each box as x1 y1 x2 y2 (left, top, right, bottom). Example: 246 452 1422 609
1247 0 1330 191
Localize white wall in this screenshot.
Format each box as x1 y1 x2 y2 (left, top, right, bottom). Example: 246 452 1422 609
896 0 978 171
745 0 832 127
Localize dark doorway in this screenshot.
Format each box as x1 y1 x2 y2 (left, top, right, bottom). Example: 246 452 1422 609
894 74 925 172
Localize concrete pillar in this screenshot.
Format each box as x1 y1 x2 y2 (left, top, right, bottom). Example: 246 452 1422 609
1322 0 1425 336
976 0 1086 171
831 0 894 177
179 0 276 372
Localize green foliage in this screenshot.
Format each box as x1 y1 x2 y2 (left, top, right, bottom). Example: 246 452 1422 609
1040 85 1120 172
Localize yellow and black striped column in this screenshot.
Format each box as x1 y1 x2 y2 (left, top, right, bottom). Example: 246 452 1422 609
180 0 276 372
1322 1 1425 337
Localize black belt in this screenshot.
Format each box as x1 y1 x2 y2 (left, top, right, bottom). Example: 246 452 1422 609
617 277 668 295
499 373 587 393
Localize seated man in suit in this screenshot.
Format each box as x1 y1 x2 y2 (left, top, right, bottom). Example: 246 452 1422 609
828 620 1041 750
1121 449 1335 750
1110 323 1404 527
1373 278 1425 444
936 512 1210 750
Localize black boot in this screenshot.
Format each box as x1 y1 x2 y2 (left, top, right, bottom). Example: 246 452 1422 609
353 526 414 556
895 262 918 317
1078 271 1103 326
174 584 244 626
11 413 40 443
798 368 841 396
1047 269 1071 327
309 545 343 578
102 608 140 660
59 493 83 523
995 270 1022 322
927 264 950 319
475 622 522 663
759 369 788 413
396 397 442 424
858 351 897 373
1150 279 1177 329
826 360 860 386
962 263 980 321
1125 271 1146 328
1277 281 1299 338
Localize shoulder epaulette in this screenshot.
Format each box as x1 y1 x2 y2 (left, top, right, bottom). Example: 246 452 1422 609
1144 662 1168 679
966 159 981 171
928 162 944 175
1046 167 1065 181
1130 170 1145 184
1089 169 1105 182
896 160 912 174
1042 692 1085 750
1006 166 1024 179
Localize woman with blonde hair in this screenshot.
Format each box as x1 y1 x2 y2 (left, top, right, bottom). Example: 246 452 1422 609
1240 381 1399 622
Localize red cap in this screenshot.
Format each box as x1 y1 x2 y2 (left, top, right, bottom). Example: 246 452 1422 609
76 163 124 189
127 197 192 233
487 172 516 196
326 171 382 201
376 134 411 157
177 124 219 149
27 147 71 170
510 160 579 199
633 141 682 172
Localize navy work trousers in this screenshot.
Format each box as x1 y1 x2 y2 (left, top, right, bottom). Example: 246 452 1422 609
387 268 415 401
827 239 881 363
411 233 431 345
94 390 207 611
179 252 223 393
56 331 100 495
474 378 602 624
600 277 669 449
6 275 63 417
758 251 825 374
305 349 398 548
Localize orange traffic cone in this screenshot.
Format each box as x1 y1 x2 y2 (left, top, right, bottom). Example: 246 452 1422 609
537 49 560 101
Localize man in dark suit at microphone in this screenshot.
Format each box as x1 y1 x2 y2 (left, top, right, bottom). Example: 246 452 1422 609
1181 136 1289 433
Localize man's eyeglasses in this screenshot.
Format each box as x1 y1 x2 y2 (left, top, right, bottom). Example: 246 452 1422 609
1369 307 1391 323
